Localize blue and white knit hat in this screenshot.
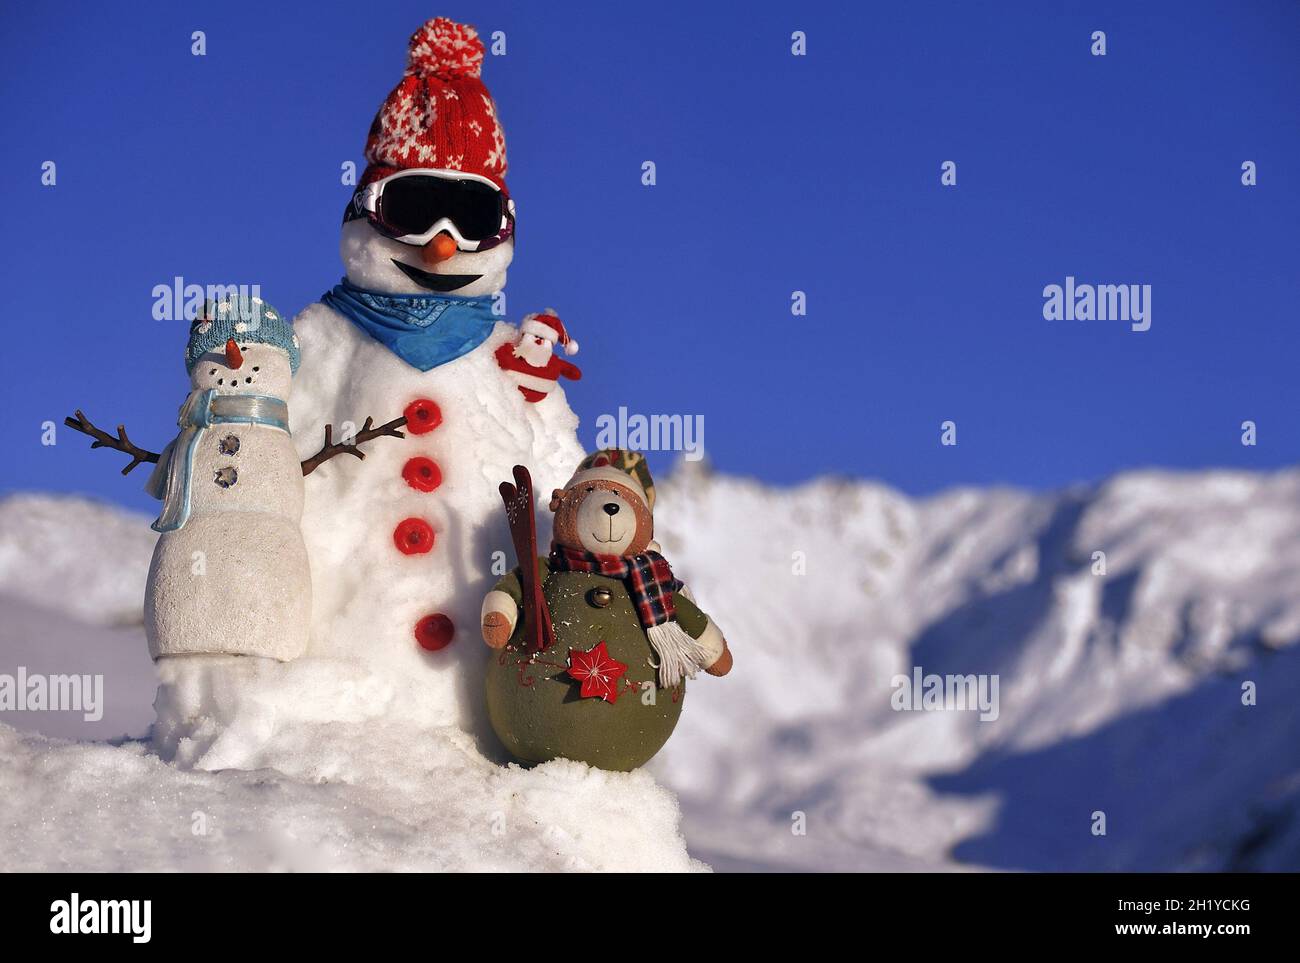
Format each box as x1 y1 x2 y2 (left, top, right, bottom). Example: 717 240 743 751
185 296 301 373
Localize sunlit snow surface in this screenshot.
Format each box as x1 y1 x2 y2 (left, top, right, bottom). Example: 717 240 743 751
2 467 1299 871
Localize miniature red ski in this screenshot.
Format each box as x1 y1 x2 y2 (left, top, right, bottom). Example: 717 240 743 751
499 464 555 653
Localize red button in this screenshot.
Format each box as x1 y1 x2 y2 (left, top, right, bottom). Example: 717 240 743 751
414 613 455 651
393 517 435 555
402 456 443 493
403 398 443 435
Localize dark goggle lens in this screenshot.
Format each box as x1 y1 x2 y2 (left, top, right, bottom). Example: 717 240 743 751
376 176 504 241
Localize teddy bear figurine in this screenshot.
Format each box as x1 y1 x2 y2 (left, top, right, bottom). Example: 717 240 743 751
481 449 732 771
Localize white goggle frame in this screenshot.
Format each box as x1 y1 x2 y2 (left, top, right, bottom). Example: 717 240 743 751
351 168 516 250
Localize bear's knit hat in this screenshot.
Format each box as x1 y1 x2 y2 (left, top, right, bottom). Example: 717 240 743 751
567 449 656 512
185 297 300 373
360 18 508 189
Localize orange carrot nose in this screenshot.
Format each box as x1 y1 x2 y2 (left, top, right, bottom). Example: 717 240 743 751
225 339 244 369
421 232 459 266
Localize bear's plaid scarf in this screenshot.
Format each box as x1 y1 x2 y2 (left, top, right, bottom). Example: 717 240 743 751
549 544 683 629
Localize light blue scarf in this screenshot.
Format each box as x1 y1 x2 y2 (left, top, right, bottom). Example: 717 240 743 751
321 278 497 371
145 389 291 533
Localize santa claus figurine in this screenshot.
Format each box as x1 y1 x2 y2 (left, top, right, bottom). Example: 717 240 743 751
495 311 582 403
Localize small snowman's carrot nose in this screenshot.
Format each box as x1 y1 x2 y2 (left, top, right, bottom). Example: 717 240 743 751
420 232 458 266
225 339 244 369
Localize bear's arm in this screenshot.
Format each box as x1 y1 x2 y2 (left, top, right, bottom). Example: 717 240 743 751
482 569 524 642
673 593 727 667
482 559 553 644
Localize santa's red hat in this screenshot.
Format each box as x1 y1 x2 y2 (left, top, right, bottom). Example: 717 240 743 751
521 311 579 356
360 18 507 189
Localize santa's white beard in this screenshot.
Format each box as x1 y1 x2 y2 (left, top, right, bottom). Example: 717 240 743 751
514 339 553 367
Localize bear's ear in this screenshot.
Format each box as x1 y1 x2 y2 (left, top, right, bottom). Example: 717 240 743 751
548 488 566 512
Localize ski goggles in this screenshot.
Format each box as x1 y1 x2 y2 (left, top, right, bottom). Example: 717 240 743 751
346 169 516 251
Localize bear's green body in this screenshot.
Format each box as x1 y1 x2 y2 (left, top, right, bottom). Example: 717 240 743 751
485 560 710 771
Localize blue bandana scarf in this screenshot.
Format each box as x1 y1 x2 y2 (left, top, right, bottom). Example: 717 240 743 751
321 278 498 371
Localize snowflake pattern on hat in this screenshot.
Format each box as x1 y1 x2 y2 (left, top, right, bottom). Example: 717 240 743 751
363 17 507 185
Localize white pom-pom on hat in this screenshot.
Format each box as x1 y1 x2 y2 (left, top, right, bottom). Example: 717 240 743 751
406 17 484 80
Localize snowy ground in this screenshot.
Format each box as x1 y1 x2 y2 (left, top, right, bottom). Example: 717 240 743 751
2 466 1299 871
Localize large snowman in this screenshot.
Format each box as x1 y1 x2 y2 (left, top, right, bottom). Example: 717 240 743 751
153 18 586 767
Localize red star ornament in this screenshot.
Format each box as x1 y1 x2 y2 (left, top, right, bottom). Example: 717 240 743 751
566 641 628 703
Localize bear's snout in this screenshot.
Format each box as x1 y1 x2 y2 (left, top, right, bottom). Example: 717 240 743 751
602 502 620 516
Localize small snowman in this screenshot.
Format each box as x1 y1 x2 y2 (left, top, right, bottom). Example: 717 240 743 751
66 296 404 662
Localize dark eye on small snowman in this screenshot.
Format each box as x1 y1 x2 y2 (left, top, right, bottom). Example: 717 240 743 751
209 369 216 375
217 379 224 385
252 366 260 372
245 377 252 383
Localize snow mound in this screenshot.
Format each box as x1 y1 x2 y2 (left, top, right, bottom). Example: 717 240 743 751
0 720 702 872
0 494 154 625
0 492 700 872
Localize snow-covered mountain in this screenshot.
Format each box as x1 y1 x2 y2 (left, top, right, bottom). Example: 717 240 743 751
2 465 1298 871
654 465 1300 871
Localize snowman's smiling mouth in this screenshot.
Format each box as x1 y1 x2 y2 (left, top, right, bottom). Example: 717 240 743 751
391 259 482 293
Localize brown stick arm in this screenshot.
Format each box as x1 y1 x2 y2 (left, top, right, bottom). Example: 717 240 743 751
300 415 407 477
63 410 161 476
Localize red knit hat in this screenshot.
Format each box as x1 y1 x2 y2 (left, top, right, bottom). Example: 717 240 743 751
361 18 507 189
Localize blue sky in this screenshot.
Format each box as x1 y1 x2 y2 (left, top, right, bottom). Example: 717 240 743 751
3 0 1298 514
